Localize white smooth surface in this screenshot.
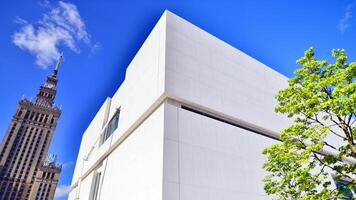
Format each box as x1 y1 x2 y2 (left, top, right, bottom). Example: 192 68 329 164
164 11 290 134
99 104 165 200
70 11 167 192
69 10 294 200
163 103 275 200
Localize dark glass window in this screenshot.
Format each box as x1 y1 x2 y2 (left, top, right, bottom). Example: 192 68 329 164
91 171 102 200
30 112 35 120
101 110 120 144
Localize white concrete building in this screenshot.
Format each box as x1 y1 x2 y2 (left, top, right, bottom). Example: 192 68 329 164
68 10 294 200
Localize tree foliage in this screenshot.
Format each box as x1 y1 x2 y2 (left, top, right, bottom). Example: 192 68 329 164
262 47 356 200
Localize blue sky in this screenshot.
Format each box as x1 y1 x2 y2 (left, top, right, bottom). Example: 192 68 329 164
0 0 355 199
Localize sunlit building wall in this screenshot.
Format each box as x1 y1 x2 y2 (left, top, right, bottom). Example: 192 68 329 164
69 10 294 200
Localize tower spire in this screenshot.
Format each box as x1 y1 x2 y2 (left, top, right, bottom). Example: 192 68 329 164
36 52 62 107
52 52 63 78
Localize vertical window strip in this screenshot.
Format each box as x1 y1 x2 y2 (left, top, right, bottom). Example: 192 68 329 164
100 109 120 145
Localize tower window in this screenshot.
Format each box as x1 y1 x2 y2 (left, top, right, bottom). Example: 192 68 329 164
30 112 35 120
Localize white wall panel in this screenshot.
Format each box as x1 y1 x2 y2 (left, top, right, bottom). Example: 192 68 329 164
71 98 111 183
165 11 291 134
69 12 167 199
98 104 165 200
163 103 277 199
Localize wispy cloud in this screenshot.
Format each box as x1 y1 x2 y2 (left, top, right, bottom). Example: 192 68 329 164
38 0 51 8
61 160 74 169
12 1 95 68
54 184 71 198
13 16 28 25
338 3 355 34
90 42 102 55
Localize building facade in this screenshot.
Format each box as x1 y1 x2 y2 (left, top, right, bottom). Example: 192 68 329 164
69 11 344 199
0 56 63 200
29 156 61 200
68 11 291 200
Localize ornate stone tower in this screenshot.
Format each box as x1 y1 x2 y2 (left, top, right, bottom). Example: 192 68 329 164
0 54 63 200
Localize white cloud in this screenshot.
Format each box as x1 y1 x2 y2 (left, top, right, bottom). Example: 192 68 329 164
61 161 74 169
12 1 93 68
38 0 51 8
14 16 28 25
55 184 71 198
338 3 355 34
90 42 102 55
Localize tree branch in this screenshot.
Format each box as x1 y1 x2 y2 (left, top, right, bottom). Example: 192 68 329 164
304 113 346 140
311 151 354 182
295 138 355 183
323 141 338 150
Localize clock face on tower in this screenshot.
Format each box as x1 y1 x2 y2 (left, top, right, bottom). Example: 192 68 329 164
44 82 55 89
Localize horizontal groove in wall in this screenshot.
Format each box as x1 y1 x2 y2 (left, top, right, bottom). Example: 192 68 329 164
180 103 355 164
72 96 282 191
180 105 281 142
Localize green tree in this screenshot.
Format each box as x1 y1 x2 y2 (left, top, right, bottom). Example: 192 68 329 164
262 47 356 200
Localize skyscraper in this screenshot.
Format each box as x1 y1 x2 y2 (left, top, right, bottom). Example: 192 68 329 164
0 55 63 200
